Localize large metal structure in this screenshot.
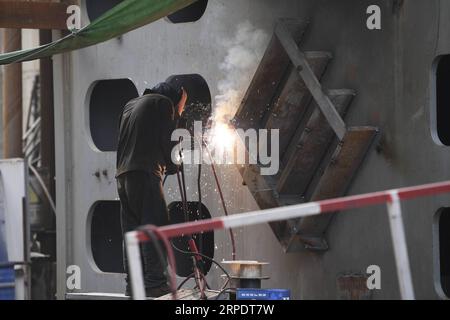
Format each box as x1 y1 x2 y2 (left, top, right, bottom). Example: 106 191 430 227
0 159 29 300
2 29 22 159
50 0 450 300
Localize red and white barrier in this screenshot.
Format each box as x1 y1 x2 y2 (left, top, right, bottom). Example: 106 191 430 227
126 180 450 300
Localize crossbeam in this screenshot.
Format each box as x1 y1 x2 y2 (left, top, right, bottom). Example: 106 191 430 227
275 21 348 140
0 1 70 30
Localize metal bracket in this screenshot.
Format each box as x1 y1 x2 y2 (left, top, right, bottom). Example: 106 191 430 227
275 21 347 141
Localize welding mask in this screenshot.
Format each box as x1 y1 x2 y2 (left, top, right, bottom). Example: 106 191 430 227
144 82 183 108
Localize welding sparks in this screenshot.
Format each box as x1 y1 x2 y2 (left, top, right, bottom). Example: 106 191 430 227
206 122 237 157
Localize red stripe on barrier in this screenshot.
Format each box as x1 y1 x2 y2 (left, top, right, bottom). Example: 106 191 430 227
135 181 450 242
319 181 450 213
136 218 225 241
319 192 390 213
397 181 450 200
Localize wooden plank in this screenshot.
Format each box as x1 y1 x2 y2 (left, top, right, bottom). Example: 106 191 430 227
242 164 278 209
276 89 355 195
0 1 69 30
275 21 347 140
295 127 379 237
264 51 332 156
233 19 309 130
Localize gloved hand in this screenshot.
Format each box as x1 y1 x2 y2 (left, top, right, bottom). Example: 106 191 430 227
165 163 180 176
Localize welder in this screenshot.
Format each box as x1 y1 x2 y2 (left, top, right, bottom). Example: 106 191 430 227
116 82 187 297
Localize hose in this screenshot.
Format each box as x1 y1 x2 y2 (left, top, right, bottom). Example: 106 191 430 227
201 137 237 260
171 242 231 289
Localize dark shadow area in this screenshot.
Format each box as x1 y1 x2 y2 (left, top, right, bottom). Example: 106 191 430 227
438 208 450 297
86 0 124 22
90 201 124 273
89 79 138 152
167 0 208 23
436 55 450 146
168 201 214 277
166 74 211 134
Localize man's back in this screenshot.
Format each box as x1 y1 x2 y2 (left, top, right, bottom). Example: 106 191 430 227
116 94 177 179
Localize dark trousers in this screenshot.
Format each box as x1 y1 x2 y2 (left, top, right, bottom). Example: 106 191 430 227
117 171 169 290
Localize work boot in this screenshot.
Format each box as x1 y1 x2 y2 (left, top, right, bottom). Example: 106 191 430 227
145 283 172 298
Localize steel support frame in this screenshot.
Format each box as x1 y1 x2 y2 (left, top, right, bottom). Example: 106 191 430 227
0 1 70 30
274 20 347 141
386 191 414 300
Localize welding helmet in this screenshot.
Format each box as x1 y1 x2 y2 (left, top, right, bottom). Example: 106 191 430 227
144 82 183 107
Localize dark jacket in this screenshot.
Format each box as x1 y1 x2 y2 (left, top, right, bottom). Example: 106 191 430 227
116 94 180 179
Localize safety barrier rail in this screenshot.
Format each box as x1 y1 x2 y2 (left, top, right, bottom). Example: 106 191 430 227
125 180 450 300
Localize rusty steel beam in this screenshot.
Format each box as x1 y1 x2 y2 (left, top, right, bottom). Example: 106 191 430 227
0 1 69 30
2 29 23 158
39 29 55 198
233 19 309 131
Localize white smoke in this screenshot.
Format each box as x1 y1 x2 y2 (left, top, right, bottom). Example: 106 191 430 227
213 22 269 124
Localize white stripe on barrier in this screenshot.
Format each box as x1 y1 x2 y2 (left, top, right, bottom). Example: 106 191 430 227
125 232 146 300
223 202 321 229
386 191 415 300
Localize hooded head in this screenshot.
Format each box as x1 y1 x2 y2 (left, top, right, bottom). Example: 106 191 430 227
143 82 183 107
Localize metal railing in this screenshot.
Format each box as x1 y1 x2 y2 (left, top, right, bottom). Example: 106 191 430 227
126 180 450 300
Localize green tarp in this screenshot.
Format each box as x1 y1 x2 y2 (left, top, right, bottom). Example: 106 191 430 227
0 0 196 65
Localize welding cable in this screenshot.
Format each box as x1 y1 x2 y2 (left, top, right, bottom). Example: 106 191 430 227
180 163 189 222
197 161 205 256
193 135 236 260
173 136 188 216
171 242 231 286
177 272 195 290
171 240 208 298
174 143 210 296
180 163 188 207
138 226 178 300
200 273 211 290
176 271 212 295
162 174 169 186
201 138 237 260
176 167 189 223
178 136 188 208
210 160 237 260
196 133 203 216
172 242 231 299
175 140 189 221
176 167 186 206
197 163 202 216
215 288 235 300
192 257 208 300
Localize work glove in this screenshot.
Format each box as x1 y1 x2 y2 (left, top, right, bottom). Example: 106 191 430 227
165 163 180 176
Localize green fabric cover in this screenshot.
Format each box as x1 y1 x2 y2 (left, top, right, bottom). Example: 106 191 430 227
0 0 196 65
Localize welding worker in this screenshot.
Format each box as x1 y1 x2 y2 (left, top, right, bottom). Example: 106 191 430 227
116 82 187 297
